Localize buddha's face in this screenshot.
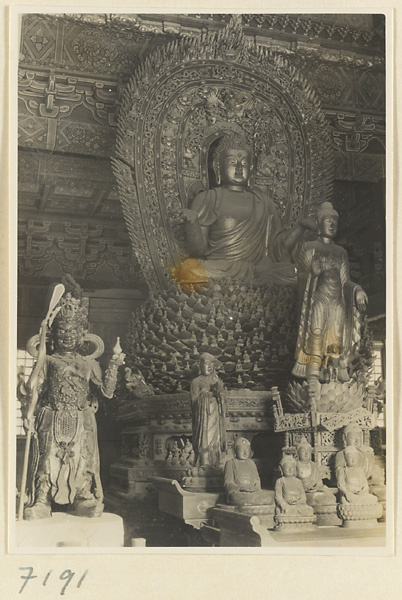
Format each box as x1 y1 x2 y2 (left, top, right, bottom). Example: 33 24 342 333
345 431 361 447
345 451 359 467
319 215 338 239
235 444 250 460
282 461 296 477
298 446 311 462
54 322 81 353
200 358 214 376
220 149 251 189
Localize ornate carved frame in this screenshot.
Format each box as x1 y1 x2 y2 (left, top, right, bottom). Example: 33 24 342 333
113 17 334 291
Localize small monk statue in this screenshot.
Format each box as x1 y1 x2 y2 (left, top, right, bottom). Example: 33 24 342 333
224 437 273 506
190 353 227 467
275 455 314 516
23 288 125 520
292 202 368 402
335 423 385 502
337 446 378 505
178 133 316 287
296 436 336 507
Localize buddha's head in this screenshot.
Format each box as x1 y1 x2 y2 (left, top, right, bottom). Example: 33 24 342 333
234 437 252 461
214 134 253 190
296 435 312 463
279 454 297 478
199 352 219 376
344 445 360 468
343 424 362 448
317 202 339 239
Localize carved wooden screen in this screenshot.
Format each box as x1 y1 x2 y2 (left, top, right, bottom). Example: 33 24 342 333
113 18 334 291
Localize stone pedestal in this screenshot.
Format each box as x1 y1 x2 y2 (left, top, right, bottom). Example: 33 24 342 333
215 500 275 529
236 502 275 528
210 507 387 547
338 502 383 528
15 512 124 548
313 504 342 526
274 513 316 532
211 507 273 547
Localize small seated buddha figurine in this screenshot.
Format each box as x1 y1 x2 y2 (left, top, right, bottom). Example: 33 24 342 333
178 133 316 287
275 455 314 516
335 423 385 502
224 437 273 506
337 446 378 505
296 436 336 507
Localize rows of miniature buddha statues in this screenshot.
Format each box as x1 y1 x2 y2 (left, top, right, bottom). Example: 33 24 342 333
125 282 298 394
223 425 384 530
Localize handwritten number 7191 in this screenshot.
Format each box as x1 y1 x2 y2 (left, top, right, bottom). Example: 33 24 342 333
19 567 88 595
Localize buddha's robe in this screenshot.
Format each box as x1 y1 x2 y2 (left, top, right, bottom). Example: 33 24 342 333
224 458 273 506
274 476 315 516
335 445 386 502
189 187 296 284
337 465 378 505
296 461 336 506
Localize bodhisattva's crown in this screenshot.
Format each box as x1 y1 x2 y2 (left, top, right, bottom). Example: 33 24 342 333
53 292 89 330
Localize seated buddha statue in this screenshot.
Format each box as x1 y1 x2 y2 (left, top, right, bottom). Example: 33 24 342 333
223 437 273 506
295 436 336 507
274 454 314 516
337 446 378 505
177 133 316 288
335 423 386 502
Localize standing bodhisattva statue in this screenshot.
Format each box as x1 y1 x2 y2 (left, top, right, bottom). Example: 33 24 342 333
190 353 227 467
292 202 368 398
22 287 125 520
177 133 316 287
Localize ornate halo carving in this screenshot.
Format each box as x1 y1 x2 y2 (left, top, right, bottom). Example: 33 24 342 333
26 333 104 359
113 16 334 291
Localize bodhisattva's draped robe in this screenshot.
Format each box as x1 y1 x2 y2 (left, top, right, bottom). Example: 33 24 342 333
292 239 359 378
